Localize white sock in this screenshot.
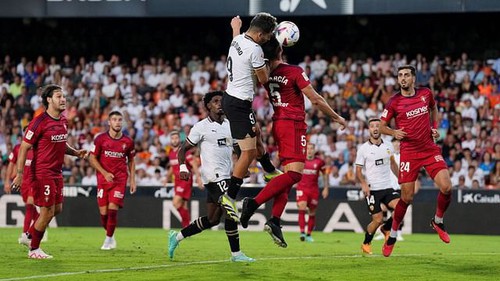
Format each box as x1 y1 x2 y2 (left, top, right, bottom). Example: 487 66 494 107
434 215 443 224
231 251 242 257
176 232 184 242
397 230 402 236
390 229 397 238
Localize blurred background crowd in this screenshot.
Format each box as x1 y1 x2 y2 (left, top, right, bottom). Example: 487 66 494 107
1 50 499 190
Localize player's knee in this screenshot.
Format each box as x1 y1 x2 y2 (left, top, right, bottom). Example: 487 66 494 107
287 171 302 184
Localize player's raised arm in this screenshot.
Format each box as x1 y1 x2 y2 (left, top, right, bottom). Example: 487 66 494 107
302 84 346 130
231 15 242 38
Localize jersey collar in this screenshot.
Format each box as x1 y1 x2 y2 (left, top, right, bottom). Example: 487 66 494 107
368 138 383 147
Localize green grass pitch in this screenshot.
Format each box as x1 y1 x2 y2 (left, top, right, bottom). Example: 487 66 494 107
1 227 499 281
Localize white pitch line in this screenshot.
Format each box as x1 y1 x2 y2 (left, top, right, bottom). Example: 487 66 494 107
1 253 499 281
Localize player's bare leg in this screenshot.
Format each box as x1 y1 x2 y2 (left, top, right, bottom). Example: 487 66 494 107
431 169 452 243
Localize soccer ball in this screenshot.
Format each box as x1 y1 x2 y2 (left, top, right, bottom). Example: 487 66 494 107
275 21 300 47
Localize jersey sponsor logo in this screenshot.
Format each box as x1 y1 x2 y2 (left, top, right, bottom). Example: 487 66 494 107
269 75 289 85
375 159 384 166
26 130 34 140
405 105 428 118
302 169 317 175
51 133 68 142
272 101 290 107
217 138 227 146
104 150 125 158
381 109 388 118
230 40 243 56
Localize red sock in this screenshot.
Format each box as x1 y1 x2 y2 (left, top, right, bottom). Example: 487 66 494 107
106 209 117 237
436 191 451 218
100 214 108 230
307 215 316 235
177 207 190 228
32 208 39 227
391 200 409 231
298 210 306 233
29 227 45 250
271 186 292 218
255 172 302 205
24 204 35 233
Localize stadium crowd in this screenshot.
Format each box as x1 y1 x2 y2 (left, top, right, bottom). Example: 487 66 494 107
0 52 499 191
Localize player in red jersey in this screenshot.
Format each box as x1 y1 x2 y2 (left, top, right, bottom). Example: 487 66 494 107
11 84 88 259
379 65 452 257
89 111 136 250
4 141 37 246
239 37 347 247
167 131 201 228
296 143 329 243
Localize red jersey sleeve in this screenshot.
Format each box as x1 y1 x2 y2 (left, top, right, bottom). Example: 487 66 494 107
23 116 44 145
380 96 396 123
8 145 20 164
295 67 311 91
91 134 102 157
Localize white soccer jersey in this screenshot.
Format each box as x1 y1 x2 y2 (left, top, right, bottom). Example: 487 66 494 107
186 117 234 185
355 140 398 191
225 34 266 101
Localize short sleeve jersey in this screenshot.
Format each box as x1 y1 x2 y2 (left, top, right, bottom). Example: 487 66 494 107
8 144 34 180
355 140 396 191
264 63 310 121
380 88 436 154
91 132 135 184
297 157 326 190
226 34 266 101
23 112 68 179
187 117 233 185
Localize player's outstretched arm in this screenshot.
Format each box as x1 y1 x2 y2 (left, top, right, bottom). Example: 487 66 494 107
65 143 88 159
302 84 346 130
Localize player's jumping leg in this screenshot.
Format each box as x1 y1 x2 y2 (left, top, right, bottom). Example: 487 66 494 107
383 184 413 257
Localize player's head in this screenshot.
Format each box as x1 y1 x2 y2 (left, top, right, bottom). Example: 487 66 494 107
41 84 65 111
170 130 180 148
397 65 416 91
306 143 316 160
249 12 277 44
262 36 282 62
108 111 123 133
368 118 381 140
203 91 224 116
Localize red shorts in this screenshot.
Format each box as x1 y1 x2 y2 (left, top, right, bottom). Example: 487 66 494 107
174 179 192 200
273 119 307 166
97 181 126 208
296 188 319 209
399 146 448 184
33 177 64 207
20 179 34 203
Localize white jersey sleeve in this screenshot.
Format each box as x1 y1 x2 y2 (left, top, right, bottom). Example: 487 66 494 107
186 123 202 146
355 144 366 167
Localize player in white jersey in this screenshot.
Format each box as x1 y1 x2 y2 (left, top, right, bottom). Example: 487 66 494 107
355 118 400 255
221 13 279 220
168 91 254 263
